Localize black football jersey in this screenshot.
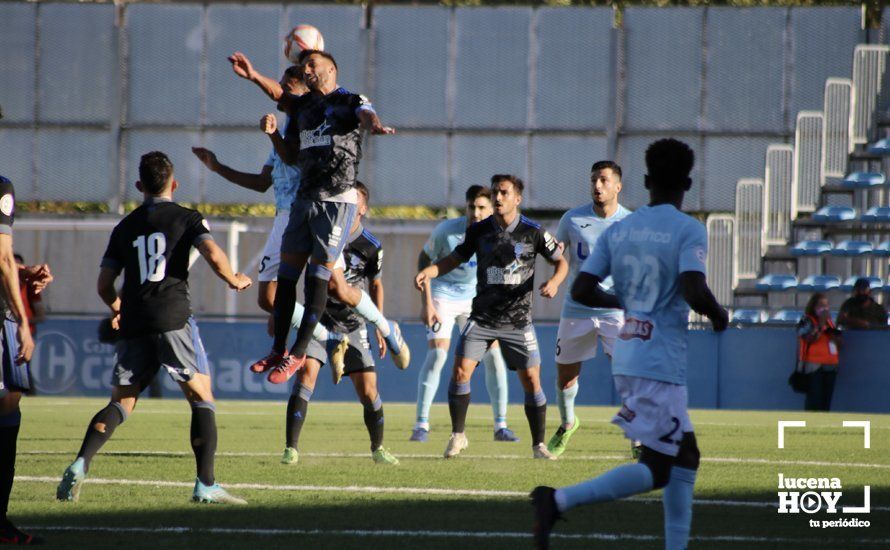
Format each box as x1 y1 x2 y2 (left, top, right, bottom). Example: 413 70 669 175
101 198 212 338
321 225 383 333
452 214 562 330
0 176 15 317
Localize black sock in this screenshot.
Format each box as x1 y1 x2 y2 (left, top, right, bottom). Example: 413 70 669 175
272 275 298 354
524 391 547 446
76 402 126 473
286 385 313 449
362 395 384 451
448 380 472 433
190 402 217 486
291 265 331 357
0 410 21 520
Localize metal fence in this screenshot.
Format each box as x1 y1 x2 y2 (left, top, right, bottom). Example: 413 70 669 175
0 2 867 211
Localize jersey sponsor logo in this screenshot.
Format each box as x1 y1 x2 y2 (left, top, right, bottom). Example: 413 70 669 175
487 266 521 285
300 120 332 149
613 227 672 244
0 194 13 217
619 317 654 341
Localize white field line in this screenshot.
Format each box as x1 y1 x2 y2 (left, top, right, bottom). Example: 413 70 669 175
18 525 890 545
15 475 890 512
19 449 890 470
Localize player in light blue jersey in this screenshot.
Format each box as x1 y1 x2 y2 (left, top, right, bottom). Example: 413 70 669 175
532 139 728 550
411 185 516 443
547 160 630 457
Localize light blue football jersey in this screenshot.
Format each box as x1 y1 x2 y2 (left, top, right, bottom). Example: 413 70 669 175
424 216 477 301
580 204 708 385
264 117 302 212
556 203 630 319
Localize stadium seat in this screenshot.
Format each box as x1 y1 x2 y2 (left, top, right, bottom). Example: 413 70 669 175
868 138 890 155
755 274 798 291
831 240 873 256
875 241 890 256
842 172 886 188
731 309 768 324
812 206 857 223
861 206 890 223
791 240 833 256
768 309 804 325
840 276 883 292
798 275 841 292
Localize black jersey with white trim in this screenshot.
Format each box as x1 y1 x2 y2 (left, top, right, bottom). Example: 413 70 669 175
0 176 15 317
321 225 383 334
101 198 212 338
452 214 561 330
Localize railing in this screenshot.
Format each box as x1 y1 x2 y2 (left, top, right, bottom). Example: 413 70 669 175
793 111 824 213
734 178 765 284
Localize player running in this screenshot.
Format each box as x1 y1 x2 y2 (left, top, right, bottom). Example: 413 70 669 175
415 175 568 460
282 182 399 466
57 152 252 505
412 185 516 443
531 139 728 549
546 161 630 457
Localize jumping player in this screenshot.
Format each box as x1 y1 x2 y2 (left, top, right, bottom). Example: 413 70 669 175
415 174 568 460
412 185 516 443
546 161 629 457
57 152 252 505
531 139 728 549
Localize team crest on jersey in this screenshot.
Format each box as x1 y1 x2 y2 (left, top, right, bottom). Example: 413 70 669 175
619 317 654 341
300 120 332 149
0 194 13 217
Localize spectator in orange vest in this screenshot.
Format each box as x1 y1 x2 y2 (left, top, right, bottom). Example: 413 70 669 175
797 293 841 411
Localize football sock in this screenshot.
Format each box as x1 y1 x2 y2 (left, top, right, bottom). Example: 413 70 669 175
272 265 300 353
556 381 579 429
447 380 471 433
190 401 217 486
663 466 697 550
482 347 509 429
286 384 313 449
362 394 385 451
0 410 21 519
354 292 391 337
553 463 654 513
290 301 330 341
291 264 331 357
416 348 448 428
523 391 547 446
76 402 127 473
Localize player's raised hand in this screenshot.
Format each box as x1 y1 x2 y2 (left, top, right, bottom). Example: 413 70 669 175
260 114 278 135
191 147 219 171
539 279 559 299
228 52 255 80
711 307 729 333
230 273 253 291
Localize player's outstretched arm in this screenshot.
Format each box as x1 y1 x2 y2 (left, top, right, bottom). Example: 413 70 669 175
0 234 33 363
679 271 728 332
197 239 252 291
358 109 395 135
192 147 273 193
414 254 461 291
228 52 284 101
570 272 621 309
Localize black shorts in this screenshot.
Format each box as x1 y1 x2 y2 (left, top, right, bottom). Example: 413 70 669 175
112 318 209 391
0 319 29 397
306 326 375 377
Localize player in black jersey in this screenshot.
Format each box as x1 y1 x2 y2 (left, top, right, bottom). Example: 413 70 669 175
281 182 399 466
416 175 568 460
0 175 53 545
56 152 252 505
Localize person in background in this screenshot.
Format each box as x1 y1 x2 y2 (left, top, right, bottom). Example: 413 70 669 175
798 293 842 411
14 254 47 338
836 278 888 330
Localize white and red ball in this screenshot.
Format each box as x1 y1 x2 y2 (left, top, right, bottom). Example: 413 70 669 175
284 25 325 64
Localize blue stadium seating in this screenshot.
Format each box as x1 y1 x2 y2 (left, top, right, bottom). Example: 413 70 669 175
812 206 857 223
842 172 886 188
791 240 833 256
861 206 890 223
831 240 873 256
731 309 768 324
868 138 890 155
756 274 798 291
798 275 841 292
768 309 804 325
840 276 883 292
875 241 890 256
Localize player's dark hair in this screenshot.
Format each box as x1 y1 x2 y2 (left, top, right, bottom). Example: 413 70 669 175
138 151 174 195
355 180 369 204
591 160 622 180
282 65 302 80
804 292 827 318
645 139 694 190
13 253 23 264
490 174 524 196
465 185 491 203
297 49 338 70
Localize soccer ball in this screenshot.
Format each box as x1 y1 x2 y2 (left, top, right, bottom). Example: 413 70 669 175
284 25 325 64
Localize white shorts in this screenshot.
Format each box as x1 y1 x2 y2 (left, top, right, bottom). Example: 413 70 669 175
426 295 473 340
611 375 692 457
555 315 623 364
257 211 290 282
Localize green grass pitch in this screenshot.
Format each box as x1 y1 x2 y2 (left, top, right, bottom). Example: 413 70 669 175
8 396 889 549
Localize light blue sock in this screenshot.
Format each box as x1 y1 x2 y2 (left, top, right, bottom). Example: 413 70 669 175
482 346 509 429
415 348 448 429
354 291 390 337
663 467 697 550
556 381 579 428
290 302 329 341
554 463 654 512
